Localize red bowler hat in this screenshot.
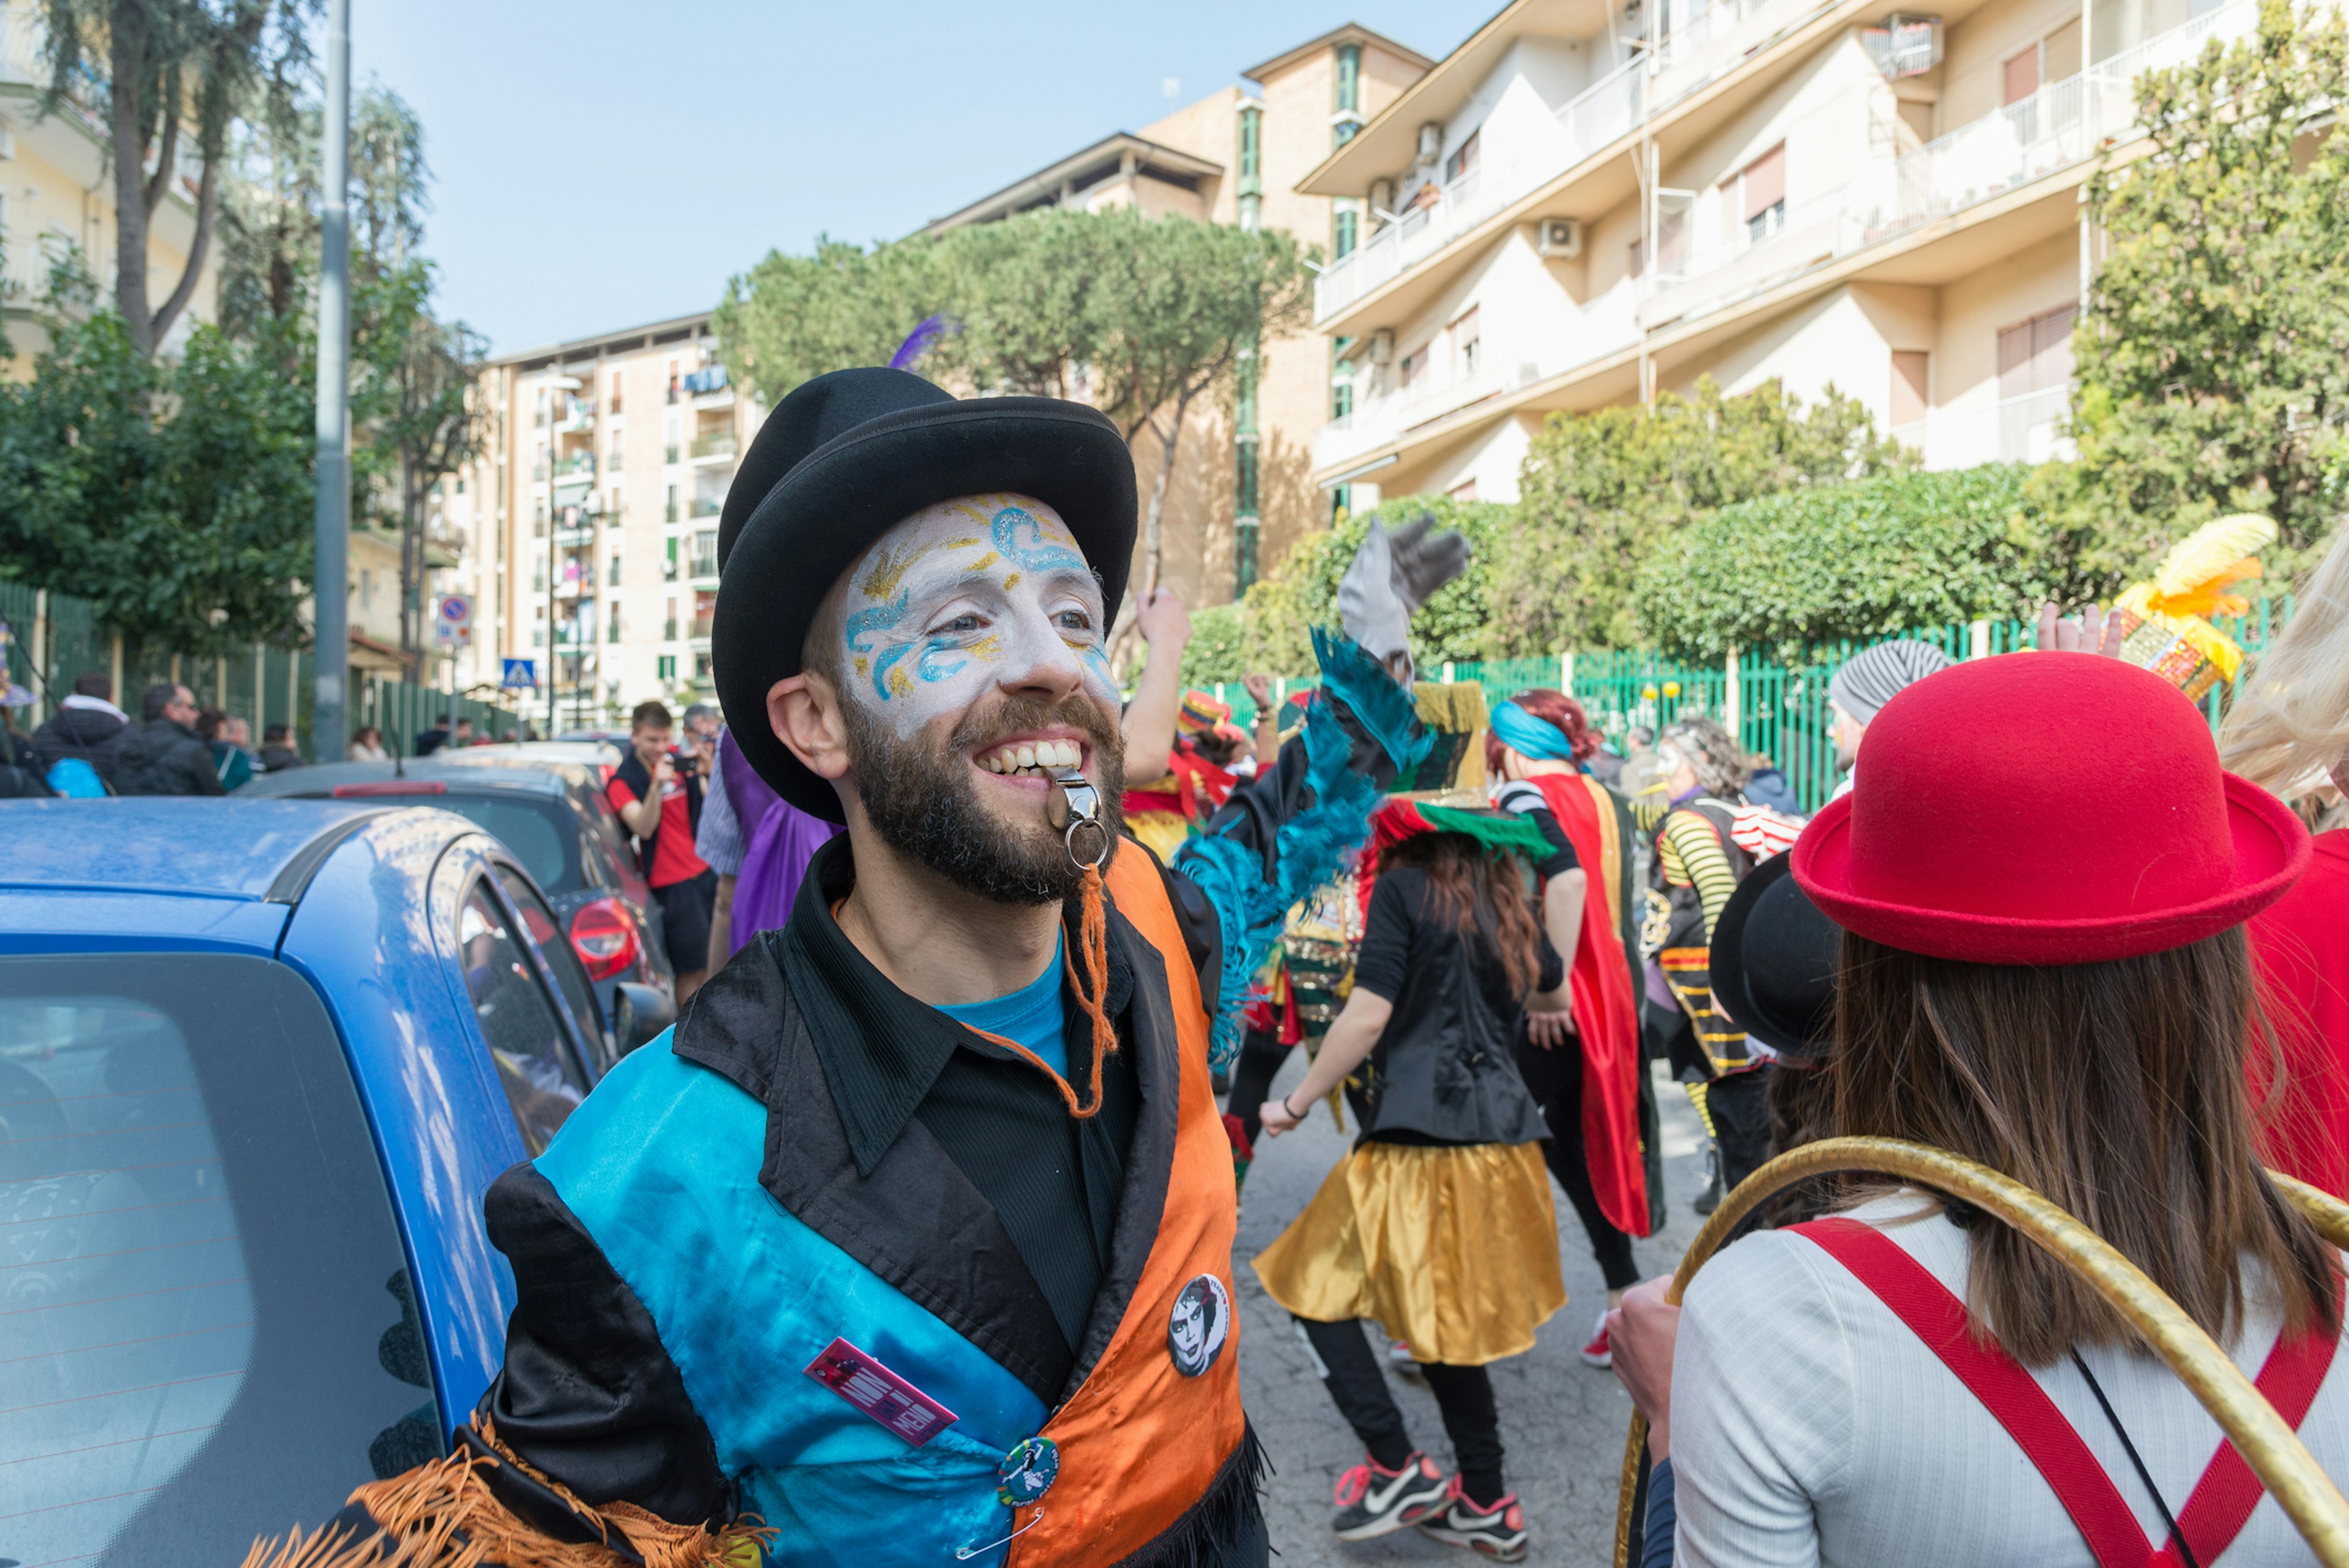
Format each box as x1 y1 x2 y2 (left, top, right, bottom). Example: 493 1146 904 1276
1791 651 2310 964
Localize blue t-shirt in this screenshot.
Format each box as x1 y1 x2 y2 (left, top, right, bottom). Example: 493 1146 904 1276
937 934 1069 1079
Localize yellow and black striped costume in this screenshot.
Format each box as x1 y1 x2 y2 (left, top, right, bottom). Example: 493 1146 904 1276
1635 796 1756 1075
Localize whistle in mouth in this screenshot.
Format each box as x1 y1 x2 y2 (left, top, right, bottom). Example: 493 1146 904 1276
1048 770 1112 871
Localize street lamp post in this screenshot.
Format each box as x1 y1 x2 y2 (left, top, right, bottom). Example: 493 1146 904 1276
311 0 352 761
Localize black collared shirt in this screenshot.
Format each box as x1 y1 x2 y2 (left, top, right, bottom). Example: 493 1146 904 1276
779 835 1141 1352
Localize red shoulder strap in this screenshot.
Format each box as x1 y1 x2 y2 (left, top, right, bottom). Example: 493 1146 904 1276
2159 1284 2337 1566
1794 1218 2339 1568
1791 1218 2153 1568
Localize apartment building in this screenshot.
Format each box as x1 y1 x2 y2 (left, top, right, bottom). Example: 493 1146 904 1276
926 24 1431 607
0 3 221 369
1299 0 2254 505
447 315 761 726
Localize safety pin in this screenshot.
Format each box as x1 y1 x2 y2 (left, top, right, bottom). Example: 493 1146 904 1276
954 1509 1043 1560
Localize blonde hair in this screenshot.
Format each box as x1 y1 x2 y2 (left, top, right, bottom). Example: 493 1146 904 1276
2222 524 2349 799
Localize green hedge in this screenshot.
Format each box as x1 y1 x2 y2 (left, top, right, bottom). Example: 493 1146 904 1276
1635 465 2056 659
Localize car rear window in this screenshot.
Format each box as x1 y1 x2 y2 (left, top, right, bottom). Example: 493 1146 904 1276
0 954 433 1566
427 794 577 894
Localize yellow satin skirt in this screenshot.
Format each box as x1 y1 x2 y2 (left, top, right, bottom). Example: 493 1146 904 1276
1252 1140 1566 1366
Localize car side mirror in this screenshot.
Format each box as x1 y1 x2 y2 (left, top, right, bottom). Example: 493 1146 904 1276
610 982 676 1054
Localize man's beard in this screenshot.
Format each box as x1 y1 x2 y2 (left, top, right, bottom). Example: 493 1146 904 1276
842 692 1125 905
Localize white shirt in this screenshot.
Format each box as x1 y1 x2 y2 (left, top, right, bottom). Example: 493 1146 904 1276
1673 1192 2349 1567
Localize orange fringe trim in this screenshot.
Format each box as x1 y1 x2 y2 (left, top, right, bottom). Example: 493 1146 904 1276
236 1419 775 1568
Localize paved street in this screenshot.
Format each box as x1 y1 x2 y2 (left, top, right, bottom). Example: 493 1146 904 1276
1231 1053 1710 1568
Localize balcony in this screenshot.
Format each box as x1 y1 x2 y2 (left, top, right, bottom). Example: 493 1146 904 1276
1893 383 2073 469
552 454 596 483
1638 0 2257 338
555 401 595 434
1313 0 1836 325
689 432 738 463
688 497 723 519
690 613 716 640
1315 287 1641 471
683 366 729 397
688 534 721 581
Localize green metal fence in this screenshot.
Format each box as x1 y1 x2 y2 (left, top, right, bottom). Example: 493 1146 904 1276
1 581 519 761
1198 597 2296 814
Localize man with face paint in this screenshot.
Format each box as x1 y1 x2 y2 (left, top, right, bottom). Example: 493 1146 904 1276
254 368 1452 1568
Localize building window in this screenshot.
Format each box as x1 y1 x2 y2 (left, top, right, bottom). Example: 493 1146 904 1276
1997 302 2078 399
1628 237 1644 279
1444 130 1480 185
658 655 677 682
691 530 720 580
1739 143 1787 242
1330 484 1353 525
1399 345 1426 390
1235 438 1261 520
1335 42 1360 113
609 484 624 520
609 369 624 414
665 484 678 524
664 537 678 581
1452 306 1481 379
607 554 622 587
1332 378 1355 420
607 602 622 643
1334 207 1358 258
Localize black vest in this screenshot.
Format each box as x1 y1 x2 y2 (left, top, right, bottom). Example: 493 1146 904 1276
610 752 703 879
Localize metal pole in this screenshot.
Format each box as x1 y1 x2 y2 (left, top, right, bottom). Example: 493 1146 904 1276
311 0 352 761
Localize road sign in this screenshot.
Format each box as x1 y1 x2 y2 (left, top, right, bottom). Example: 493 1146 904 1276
435 594 473 648
502 658 537 691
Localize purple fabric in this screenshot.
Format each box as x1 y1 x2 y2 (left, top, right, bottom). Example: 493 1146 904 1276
719 730 839 956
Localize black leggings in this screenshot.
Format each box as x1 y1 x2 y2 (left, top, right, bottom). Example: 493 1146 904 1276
1512 1032 1640 1292
1225 1023 1293 1149
1297 1316 1506 1507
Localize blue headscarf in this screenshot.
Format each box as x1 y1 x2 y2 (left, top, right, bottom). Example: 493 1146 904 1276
1490 699 1579 762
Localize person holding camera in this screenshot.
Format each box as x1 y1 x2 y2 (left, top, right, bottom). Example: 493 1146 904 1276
607 698 714 1000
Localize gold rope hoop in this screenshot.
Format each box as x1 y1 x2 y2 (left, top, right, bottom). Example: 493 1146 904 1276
1612 1137 2349 1568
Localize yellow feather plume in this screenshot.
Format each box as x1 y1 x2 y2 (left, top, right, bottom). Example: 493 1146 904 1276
2153 512 2277 599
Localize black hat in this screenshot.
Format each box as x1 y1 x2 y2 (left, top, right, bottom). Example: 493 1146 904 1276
712 368 1138 820
1710 852 1842 1059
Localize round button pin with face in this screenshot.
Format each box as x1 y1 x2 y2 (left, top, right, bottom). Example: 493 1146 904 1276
996 1435 1059 1507
1167 1273 1231 1377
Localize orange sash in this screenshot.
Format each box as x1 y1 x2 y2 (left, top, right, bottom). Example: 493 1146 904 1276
1010 846 1247 1564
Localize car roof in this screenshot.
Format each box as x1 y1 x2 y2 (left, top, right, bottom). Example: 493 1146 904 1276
236 758 587 799
453 741 621 767
0 797 463 900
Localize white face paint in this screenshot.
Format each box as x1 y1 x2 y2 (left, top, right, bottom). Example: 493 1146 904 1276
835 492 1119 742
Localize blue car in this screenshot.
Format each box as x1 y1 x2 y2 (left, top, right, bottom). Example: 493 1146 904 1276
0 799 667 1566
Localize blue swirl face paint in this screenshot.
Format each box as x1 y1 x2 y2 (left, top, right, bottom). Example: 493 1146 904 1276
836 494 1121 739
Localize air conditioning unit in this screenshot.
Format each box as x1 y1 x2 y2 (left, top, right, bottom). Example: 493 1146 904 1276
1417 122 1443 163
1368 329 1395 366
1536 218 1583 258
1863 14 1943 78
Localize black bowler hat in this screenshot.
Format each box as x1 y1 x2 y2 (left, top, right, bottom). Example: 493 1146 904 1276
1710 852 1843 1059
712 368 1138 820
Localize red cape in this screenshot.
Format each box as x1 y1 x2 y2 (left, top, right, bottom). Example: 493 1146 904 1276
1532 774 1652 1237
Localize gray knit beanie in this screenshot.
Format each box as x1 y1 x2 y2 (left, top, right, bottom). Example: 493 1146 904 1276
1827 639 1953 726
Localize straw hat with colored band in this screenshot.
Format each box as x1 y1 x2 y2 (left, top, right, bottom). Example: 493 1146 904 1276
1791 653 2310 964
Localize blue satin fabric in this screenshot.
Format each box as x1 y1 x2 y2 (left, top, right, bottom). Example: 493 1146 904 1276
536 1034 1047 1567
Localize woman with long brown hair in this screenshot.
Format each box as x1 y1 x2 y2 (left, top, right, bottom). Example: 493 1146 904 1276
1253 810 1568 1562
1611 651 2345 1567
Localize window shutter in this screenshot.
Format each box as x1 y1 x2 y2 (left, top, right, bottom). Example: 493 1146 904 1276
1742 144 1786 220
2002 46 2040 106
1998 320 2033 399
2031 303 2077 391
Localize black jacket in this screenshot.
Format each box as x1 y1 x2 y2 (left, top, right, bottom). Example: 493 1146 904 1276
111 717 226 797
29 706 127 786
257 745 304 773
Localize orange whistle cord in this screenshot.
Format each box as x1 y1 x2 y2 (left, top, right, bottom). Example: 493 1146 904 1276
969 866 1123 1122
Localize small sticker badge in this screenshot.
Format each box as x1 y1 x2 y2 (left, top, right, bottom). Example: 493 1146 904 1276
804 1337 959 1448
1167 1273 1231 1377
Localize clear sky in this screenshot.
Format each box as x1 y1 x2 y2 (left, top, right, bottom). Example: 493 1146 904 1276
353 1 1500 355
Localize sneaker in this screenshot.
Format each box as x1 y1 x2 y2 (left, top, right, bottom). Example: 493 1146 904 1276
1387 1338 1425 1381
1331 1451 1449 1541
1417 1477 1530 1561
1579 1311 1613 1369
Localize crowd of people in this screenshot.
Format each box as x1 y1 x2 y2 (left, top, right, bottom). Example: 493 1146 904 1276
0 671 319 797
30 362 2331 1568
